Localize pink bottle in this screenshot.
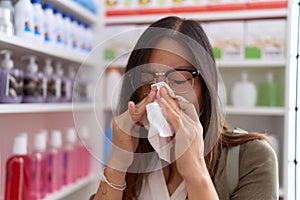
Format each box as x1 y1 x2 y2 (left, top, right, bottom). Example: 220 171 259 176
63 128 77 185
46 130 63 193
78 126 91 178
5 133 31 200
30 131 48 199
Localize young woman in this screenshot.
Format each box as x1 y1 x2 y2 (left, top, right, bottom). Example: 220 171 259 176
92 16 278 200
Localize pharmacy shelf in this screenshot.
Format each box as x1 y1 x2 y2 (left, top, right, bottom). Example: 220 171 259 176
0 33 93 66
44 175 97 200
0 102 93 114
105 8 287 25
225 106 285 116
105 59 287 69
216 60 286 68
45 0 98 24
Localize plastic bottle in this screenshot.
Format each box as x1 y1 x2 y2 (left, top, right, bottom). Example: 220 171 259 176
44 58 61 102
30 131 47 199
31 0 44 43
85 23 94 53
43 3 54 46
63 128 78 185
0 0 14 35
231 72 257 107
77 20 86 54
257 72 284 107
46 130 63 193
14 0 34 39
70 16 78 51
4 133 31 200
77 126 91 178
53 9 63 49
0 50 23 103
22 55 45 103
67 65 76 101
62 12 71 50
106 67 121 110
56 62 72 102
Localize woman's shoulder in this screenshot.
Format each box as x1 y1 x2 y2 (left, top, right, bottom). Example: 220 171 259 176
238 138 278 173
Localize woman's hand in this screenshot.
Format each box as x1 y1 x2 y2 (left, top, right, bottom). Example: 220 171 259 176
107 87 157 172
158 87 205 177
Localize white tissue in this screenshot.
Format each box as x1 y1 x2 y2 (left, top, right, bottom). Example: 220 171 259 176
146 82 188 163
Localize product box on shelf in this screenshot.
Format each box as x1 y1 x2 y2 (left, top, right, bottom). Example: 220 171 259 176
106 0 138 15
203 21 245 60
245 19 286 60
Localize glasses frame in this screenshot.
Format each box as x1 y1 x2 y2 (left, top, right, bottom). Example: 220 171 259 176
129 67 200 93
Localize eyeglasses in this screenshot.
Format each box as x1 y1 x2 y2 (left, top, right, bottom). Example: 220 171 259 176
130 68 200 94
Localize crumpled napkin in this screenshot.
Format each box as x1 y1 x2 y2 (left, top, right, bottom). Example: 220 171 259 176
146 81 188 163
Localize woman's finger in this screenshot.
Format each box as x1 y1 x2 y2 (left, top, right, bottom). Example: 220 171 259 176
159 87 181 114
129 87 157 123
159 97 181 132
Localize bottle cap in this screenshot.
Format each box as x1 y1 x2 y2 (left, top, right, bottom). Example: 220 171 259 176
34 131 47 151
13 133 28 155
31 0 41 4
68 66 77 79
53 8 62 15
55 62 64 76
0 50 13 70
80 126 90 140
66 127 77 143
241 72 248 82
22 55 38 73
50 130 62 148
44 58 53 75
267 72 274 83
43 3 52 10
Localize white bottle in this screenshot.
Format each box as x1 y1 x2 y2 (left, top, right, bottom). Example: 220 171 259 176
106 67 122 110
62 12 71 50
78 21 86 53
231 72 257 107
0 0 14 35
31 0 44 43
43 58 61 102
85 24 94 53
70 16 79 51
53 9 63 49
43 3 54 46
14 0 34 39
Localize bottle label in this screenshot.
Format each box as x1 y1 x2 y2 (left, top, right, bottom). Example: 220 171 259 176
24 20 32 33
47 78 57 97
61 80 71 99
74 82 87 100
6 74 23 97
23 76 44 97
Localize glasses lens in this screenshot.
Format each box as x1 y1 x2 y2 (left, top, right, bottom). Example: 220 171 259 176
167 70 194 93
130 70 154 90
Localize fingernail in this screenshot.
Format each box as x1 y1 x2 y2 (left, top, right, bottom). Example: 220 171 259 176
161 87 167 95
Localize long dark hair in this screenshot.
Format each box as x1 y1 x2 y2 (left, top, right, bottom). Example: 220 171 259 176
117 16 268 200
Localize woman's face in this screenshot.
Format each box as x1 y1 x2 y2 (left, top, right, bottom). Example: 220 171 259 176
146 38 204 113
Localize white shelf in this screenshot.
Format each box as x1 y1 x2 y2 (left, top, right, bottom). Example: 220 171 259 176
225 106 285 116
216 60 286 68
105 59 287 69
105 8 287 25
0 33 93 66
44 175 97 200
45 0 98 24
0 102 93 114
